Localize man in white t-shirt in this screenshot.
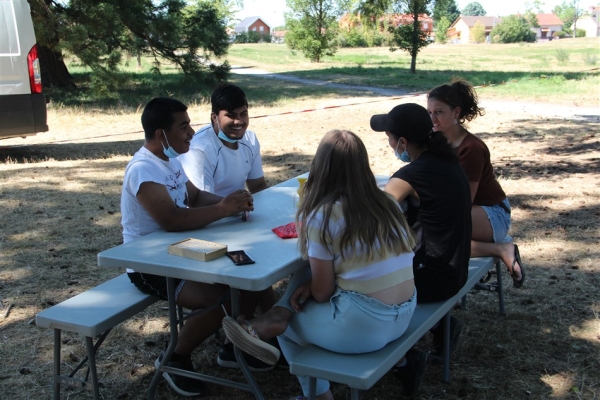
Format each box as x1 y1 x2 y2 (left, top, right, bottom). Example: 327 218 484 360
121 97 269 397
179 83 268 196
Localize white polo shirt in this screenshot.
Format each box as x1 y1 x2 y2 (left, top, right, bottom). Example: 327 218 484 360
179 124 264 196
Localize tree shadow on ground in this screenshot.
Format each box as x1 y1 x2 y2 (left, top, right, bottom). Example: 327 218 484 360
475 116 599 180
44 71 394 111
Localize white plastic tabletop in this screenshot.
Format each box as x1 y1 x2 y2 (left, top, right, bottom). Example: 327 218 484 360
97 177 307 292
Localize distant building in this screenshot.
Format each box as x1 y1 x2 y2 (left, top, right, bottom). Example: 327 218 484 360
235 16 272 36
272 30 286 44
533 13 563 40
573 6 600 37
447 15 502 44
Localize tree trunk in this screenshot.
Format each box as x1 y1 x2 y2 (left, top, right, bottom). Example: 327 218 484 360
410 4 419 74
38 45 76 89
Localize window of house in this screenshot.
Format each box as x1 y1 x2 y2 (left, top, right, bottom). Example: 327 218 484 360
260 26 264 32
252 27 256 31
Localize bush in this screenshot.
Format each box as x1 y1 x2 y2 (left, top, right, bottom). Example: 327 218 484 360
555 49 570 62
247 31 262 43
490 15 536 43
336 28 371 48
556 28 586 38
471 21 486 43
345 29 368 47
235 32 248 43
553 30 567 38
235 31 271 43
583 52 598 66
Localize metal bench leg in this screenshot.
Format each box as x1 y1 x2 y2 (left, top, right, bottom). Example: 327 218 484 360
53 329 61 400
85 336 101 400
308 377 317 400
495 260 505 315
350 388 360 400
442 312 451 383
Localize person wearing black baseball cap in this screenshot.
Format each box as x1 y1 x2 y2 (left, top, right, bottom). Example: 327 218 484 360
371 103 472 396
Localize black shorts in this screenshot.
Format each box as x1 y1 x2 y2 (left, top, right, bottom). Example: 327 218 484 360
128 272 182 301
414 268 462 304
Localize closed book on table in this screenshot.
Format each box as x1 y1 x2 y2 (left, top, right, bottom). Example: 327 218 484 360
168 238 228 261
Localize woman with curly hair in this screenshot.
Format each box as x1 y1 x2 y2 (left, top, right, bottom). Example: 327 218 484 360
427 79 525 288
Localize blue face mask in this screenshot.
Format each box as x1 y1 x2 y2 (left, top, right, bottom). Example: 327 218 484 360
161 130 180 159
394 141 411 163
216 119 238 143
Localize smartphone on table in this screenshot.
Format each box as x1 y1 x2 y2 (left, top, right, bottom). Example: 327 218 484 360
226 250 255 265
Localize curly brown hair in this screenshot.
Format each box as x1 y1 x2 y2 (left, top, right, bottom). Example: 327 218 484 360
427 78 485 124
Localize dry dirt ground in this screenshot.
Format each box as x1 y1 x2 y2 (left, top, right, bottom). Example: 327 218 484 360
0 92 599 400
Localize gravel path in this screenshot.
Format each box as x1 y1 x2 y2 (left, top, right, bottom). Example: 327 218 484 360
230 65 412 96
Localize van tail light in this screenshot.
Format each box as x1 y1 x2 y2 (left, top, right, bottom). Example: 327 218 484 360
27 44 42 94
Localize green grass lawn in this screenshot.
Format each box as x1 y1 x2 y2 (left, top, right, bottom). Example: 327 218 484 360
50 37 600 110
225 38 600 104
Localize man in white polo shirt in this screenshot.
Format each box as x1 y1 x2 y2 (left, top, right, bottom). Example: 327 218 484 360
179 83 267 196
179 84 277 371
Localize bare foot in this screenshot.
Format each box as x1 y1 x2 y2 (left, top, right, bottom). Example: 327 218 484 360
499 242 522 281
242 306 293 340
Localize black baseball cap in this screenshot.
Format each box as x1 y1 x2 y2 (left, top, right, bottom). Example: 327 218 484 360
370 103 433 141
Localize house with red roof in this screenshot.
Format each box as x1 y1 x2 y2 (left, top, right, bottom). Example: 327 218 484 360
235 16 271 36
533 13 563 40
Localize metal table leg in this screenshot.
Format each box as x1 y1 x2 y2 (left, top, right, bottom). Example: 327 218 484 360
230 288 265 400
147 277 178 400
148 280 266 399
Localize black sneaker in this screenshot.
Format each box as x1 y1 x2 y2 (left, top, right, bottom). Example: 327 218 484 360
217 343 274 372
396 348 427 396
431 316 463 358
154 352 203 397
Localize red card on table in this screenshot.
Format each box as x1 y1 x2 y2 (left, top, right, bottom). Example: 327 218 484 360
272 222 298 239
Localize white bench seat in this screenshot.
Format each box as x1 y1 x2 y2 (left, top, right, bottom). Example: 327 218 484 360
289 257 502 400
36 273 159 400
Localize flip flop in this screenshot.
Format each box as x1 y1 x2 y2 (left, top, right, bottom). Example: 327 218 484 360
222 316 280 365
511 244 525 288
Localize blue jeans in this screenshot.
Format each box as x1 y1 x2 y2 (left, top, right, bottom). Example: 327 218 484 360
276 265 416 397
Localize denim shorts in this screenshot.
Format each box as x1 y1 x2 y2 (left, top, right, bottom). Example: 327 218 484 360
480 198 511 243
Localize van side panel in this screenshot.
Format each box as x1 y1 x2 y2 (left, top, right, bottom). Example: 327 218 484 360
0 0 48 139
0 0 35 96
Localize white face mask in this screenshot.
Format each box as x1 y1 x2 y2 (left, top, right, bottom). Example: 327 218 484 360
215 118 238 143
394 141 411 163
161 130 180 158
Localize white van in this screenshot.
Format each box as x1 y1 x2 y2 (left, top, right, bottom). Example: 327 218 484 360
0 0 48 139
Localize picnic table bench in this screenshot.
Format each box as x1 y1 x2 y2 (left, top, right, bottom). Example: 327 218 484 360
35 273 159 400
288 257 504 400
35 258 504 400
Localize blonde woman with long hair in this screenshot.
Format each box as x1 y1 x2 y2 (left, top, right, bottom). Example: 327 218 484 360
223 130 417 400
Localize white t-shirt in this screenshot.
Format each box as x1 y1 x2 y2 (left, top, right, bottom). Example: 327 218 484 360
306 202 414 294
178 124 264 196
121 146 189 246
